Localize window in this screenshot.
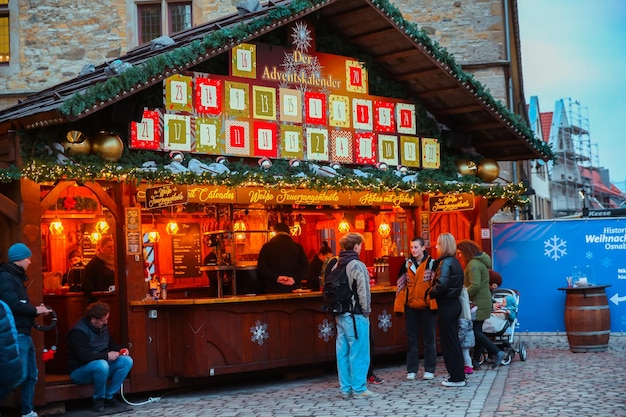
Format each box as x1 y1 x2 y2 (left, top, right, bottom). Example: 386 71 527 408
0 0 9 64
138 1 192 45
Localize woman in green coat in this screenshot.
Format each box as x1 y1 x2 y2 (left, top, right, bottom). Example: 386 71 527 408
457 240 506 369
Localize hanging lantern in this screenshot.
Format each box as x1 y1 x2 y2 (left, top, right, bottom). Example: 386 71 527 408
233 219 247 232
290 221 302 236
378 219 391 238
338 216 350 233
95 219 110 234
165 220 179 235
147 230 161 243
49 218 65 237
89 232 101 244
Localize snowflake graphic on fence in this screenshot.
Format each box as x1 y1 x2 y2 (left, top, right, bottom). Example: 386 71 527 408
250 320 269 346
318 318 335 342
377 309 392 333
544 235 567 261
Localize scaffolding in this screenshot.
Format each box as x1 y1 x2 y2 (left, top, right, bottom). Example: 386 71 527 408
550 98 598 216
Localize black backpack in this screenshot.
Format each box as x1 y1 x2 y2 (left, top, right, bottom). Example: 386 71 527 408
322 257 361 315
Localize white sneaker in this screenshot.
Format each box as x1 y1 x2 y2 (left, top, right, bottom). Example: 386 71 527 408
406 372 416 380
353 390 378 398
423 371 434 380
441 378 467 387
22 411 38 417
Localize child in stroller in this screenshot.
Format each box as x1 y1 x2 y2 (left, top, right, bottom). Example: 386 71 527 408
481 288 527 364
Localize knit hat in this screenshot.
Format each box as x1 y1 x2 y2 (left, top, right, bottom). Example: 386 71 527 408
8 243 32 262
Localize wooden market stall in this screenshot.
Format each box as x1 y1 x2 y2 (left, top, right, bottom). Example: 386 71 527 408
0 0 552 408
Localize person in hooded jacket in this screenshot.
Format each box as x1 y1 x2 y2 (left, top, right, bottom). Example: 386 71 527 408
0 299 22 401
0 243 52 417
429 233 466 387
456 239 506 369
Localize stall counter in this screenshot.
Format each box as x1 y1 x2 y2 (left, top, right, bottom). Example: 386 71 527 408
126 286 403 388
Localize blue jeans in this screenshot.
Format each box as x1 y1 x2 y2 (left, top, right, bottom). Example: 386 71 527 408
70 356 133 399
335 313 370 395
405 307 437 374
17 334 37 415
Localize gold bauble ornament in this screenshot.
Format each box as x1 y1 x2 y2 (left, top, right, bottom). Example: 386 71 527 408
477 158 500 182
62 130 91 155
91 131 124 162
456 159 477 176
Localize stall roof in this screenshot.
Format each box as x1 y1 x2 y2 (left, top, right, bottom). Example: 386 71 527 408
0 0 551 161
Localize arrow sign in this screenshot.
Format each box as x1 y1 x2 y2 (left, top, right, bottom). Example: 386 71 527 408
609 293 626 306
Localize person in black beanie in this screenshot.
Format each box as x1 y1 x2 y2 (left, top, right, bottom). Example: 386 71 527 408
0 243 52 417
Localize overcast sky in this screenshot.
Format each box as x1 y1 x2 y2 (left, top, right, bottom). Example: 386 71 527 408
517 0 626 191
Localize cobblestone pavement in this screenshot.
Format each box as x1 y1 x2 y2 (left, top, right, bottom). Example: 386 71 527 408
37 334 626 416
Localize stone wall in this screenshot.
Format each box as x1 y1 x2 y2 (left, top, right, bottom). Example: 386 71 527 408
394 0 510 103
0 0 238 108
1 0 512 109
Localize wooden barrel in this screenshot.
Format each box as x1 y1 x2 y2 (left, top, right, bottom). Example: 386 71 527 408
563 286 611 352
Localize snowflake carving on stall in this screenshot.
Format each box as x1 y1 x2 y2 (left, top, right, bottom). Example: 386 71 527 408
250 320 269 345
544 235 567 261
318 318 335 342
377 309 392 333
291 21 312 52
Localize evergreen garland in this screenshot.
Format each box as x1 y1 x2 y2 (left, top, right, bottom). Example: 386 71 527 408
0 0 546 208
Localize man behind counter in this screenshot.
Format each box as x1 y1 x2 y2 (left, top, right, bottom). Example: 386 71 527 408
257 223 309 293
83 236 115 303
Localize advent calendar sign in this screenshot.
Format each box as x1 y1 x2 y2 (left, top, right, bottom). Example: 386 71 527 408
130 27 440 170
130 110 162 150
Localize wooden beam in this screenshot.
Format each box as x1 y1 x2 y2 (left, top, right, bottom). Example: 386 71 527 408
350 27 398 43
438 104 483 115
0 192 19 223
375 48 419 63
394 67 441 81
418 86 459 98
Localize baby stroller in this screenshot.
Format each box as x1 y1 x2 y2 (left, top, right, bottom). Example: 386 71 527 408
478 288 527 365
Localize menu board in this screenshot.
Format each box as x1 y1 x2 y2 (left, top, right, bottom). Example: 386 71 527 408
172 223 202 278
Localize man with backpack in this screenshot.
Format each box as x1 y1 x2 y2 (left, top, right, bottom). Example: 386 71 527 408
323 233 376 398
